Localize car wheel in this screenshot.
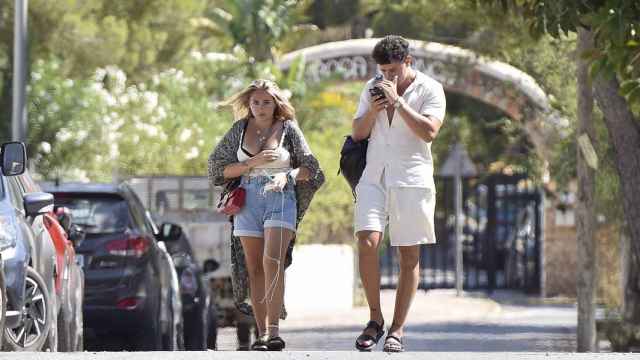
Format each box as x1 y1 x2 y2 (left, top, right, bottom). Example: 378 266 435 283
162 302 178 350
171 292 184 351
198 295 210 350
0 268 7 349
135 283 162 351
56 308 72 351
207 300 218 350
57 268 74 352
176 317 185 351
3 267 52 351
72 268 84 351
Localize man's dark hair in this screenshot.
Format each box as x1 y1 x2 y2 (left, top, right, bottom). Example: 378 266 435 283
372 35 410 65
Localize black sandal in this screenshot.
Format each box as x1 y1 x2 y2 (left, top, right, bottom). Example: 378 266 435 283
251 335 269 351
355 320 385 351
383 334 404 353
267 336 286 351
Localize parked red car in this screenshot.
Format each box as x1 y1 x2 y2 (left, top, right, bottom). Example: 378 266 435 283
14 175 84 351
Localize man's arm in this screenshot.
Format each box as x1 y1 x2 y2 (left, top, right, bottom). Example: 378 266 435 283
352 83 388 142
377 76 445 142
394 99 442 142
352 108 378 142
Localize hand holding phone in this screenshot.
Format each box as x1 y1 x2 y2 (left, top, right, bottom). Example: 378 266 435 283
369 74 386 100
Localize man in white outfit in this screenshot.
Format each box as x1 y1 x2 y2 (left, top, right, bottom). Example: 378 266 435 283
352 35 446 352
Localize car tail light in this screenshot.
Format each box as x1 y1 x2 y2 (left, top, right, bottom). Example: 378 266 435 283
116 297 140 309
105 236 151 257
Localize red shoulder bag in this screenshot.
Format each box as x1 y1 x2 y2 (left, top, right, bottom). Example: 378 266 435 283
217 181 246 215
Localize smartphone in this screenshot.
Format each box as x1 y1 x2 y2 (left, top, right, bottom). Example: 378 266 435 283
368 74 385 99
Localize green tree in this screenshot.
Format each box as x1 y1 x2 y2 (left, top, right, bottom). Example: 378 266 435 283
476 0 640 351
27 54 246 182
0 0 209 141
193 0 312 62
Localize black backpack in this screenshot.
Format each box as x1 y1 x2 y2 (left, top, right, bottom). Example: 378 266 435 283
338 135 368 199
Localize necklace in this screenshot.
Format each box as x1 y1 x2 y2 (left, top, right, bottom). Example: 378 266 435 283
255 124 273 146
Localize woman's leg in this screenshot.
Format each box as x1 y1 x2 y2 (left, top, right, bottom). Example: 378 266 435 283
262 227 294 337
239 236 267 337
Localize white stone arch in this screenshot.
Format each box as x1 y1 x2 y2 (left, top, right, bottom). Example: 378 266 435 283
278 38 568 161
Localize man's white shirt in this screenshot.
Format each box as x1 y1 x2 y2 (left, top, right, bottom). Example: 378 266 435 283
354 70 446 189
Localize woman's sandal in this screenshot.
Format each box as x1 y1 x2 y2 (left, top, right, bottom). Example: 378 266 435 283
383 334 404 353
267 336 286 351
251 335 269 351
355 320 385 351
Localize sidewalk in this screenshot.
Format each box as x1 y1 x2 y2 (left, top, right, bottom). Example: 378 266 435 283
0 353 634 360
218 289 579 352
0 353 632 360
282 288 503 329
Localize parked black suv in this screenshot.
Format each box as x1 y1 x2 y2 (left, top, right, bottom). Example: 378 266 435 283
43 182 181 350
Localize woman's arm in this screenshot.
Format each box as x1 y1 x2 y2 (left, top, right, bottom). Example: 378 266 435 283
222 150 281 179
222 160 252 179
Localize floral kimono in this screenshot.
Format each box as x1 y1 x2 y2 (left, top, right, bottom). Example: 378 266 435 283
208 118 325 317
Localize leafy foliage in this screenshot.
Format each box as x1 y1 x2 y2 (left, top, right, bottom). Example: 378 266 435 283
193 0 313 62
27 55 243 182
477 0 640 107
7 0 632 247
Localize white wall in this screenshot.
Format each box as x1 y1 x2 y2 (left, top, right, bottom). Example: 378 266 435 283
284 244 355 311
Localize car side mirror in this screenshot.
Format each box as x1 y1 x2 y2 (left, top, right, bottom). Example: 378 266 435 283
24 192 54 217
67 223 85 248
203 258 220 273
158 222 182 242
1 142 26 176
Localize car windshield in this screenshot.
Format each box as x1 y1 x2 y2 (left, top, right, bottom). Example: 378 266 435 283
55 195 129 234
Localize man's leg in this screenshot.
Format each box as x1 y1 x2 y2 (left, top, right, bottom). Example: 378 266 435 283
357 230 384 335
354 181 387 349
389 245 420 338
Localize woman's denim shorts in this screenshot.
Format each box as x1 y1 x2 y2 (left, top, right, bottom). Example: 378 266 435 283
233 175 297 238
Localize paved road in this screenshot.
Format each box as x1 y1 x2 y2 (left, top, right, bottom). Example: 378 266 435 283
0 353 635 360
0 289 590 359
217 289 578 352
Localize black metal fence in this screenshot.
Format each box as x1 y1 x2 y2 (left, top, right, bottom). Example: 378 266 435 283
379 173 542 293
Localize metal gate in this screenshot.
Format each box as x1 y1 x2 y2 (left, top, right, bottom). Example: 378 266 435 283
379 174 542 293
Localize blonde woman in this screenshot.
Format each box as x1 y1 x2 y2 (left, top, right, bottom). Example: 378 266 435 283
208 79 324 351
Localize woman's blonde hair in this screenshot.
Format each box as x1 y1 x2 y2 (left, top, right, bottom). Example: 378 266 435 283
220 79 295 121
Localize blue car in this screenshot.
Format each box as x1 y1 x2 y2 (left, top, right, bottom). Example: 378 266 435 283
0 142 58 351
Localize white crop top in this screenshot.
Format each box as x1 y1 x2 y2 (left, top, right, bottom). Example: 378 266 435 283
237 122 291 170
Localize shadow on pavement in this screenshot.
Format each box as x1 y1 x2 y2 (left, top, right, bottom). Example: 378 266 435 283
279 321 575 352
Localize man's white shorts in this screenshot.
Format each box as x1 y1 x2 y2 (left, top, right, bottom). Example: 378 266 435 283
354 181 437 246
